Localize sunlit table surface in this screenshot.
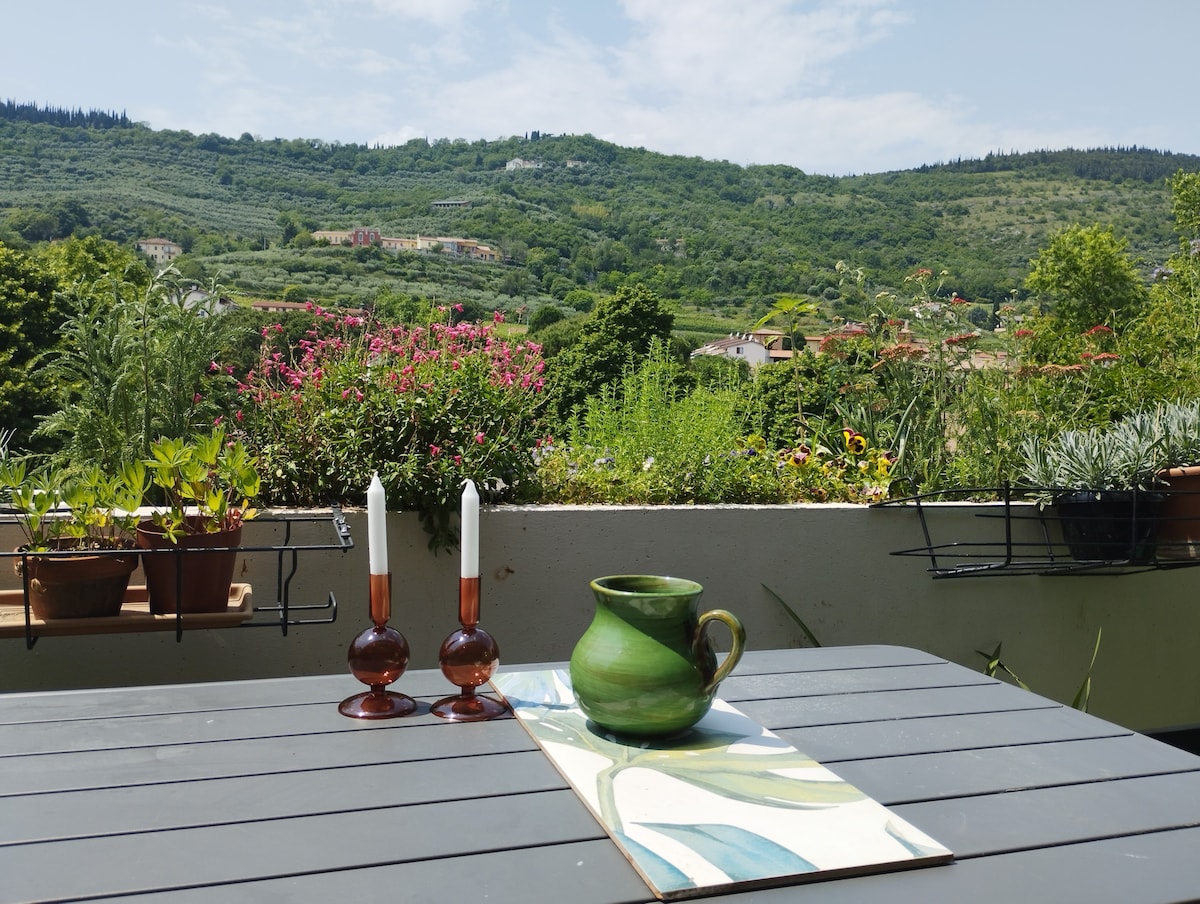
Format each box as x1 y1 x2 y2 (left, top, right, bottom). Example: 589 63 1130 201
3 645 1200 903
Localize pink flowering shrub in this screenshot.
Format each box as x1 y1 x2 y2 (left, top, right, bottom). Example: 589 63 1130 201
237 306 546 550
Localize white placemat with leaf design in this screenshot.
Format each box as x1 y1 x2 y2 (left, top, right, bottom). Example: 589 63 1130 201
492 668 952 900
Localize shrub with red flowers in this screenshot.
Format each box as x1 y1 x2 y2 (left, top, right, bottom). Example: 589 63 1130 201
237 306 546 550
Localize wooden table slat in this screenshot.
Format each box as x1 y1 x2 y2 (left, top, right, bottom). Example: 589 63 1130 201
0 672 438 724
82 840 657 904
832 732 1200 804
777 705 1133 761
737 681 1058 728
0 719 537 795
2 750 565 845
702 827 1200 904
893 771 1200 857
721 661 996 701
0 790 604 903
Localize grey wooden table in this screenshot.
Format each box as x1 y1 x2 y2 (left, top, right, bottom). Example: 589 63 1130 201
3 645 1199 903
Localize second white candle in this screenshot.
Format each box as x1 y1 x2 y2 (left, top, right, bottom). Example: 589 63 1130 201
461 479 479 579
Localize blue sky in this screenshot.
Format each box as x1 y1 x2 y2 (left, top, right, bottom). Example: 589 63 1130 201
4 0 1197 175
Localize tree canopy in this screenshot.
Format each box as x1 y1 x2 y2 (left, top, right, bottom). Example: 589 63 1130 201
1024 224 1148 331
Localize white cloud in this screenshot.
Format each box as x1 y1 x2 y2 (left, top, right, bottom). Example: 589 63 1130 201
360 0 486 29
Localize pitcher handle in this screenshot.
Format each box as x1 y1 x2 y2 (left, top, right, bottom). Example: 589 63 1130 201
695 608 746 695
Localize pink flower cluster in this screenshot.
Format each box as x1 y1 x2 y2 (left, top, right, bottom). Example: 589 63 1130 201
239 306 545 407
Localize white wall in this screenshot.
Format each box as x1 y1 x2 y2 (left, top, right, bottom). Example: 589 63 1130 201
3 504 1199 734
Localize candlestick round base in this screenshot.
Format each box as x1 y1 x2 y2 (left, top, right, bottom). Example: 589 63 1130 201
431 691 508 721
339 688 417 719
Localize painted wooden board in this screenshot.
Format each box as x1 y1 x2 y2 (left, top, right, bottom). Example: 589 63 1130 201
491 668 953 900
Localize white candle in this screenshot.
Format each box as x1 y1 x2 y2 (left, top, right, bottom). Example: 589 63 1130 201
461 478 479 579
367 472 388 575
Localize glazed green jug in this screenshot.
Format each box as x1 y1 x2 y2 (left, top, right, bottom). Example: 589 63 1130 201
569 575 746 737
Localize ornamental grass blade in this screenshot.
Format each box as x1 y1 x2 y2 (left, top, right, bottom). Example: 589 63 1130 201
1070 627 1103 712
761 584 821 647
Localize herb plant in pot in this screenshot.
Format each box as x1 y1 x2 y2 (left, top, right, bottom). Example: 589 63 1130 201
1 460 148 620
1021 412 1166 563
137 428 260 614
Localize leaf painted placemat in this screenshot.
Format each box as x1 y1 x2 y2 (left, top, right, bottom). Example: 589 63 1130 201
491 669 952 900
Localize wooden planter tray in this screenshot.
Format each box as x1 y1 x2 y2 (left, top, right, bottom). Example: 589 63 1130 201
0 584 253 638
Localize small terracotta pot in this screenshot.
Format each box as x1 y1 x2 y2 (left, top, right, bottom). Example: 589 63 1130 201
14 543 138 620
1155 466 1200 560
136 519 241 614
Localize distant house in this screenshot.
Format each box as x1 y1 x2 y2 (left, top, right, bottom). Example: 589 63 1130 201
691 333 773 369
505 157 542 171
691 328 819 368
136 238 182 263
180 288 237 316
431 199 471 210
311 228 380 247
248 299 367 317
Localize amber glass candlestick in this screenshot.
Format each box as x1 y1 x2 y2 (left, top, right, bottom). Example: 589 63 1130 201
431 576 507 721
339 573 417 719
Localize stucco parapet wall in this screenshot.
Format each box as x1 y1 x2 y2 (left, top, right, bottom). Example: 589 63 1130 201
1 503 1197 738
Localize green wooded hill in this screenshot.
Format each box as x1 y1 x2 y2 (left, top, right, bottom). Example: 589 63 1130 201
2 101 1197 333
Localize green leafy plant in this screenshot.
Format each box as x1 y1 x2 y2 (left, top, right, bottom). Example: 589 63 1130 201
143 427 260 543
537 342 898 505
1153 399 1200 470
536 339 777 505
1020 410 1166 500
0 456 148 552
35 267 243 474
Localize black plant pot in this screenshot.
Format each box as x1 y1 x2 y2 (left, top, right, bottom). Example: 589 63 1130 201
1054 491 1164 563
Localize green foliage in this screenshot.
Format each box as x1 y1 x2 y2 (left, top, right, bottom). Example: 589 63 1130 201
0 241 62 451
536 341 897 505
547 284 675 421
1024 224 1148 332
538 340 772 504
0 455 148 552
528 304 565 333
1170 171 1200 238
237 308 547 550
978 628 1102 713
37 235 148 289
529 313 587 358
4 108 1200 533
34 268 246 472
144 426 260 541
1019 399 1200 497
754 294 820 437
1020 413 1163 495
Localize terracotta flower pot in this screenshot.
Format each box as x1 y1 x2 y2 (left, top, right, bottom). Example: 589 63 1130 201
136 518 242 614
1155 466 1200 560
13 542 139 620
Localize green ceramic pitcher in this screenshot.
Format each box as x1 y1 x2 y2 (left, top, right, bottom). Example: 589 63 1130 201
569 575 746 737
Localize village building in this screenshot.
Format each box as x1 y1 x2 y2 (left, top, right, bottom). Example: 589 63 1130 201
135 238 183 263
691 328 797 369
